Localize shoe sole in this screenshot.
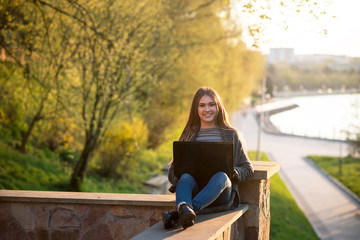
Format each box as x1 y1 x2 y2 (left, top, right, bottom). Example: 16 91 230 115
182 220 194 229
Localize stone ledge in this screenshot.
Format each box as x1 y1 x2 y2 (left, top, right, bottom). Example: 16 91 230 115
251 161 280 180
0 161 279 240
0 190 175 206
131 204 249 240
0 161 278 206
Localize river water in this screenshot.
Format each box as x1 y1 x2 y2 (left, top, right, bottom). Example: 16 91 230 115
270 94 360 141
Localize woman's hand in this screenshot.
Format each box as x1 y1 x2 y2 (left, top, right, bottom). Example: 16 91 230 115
232 169 239 181
168 184 177 193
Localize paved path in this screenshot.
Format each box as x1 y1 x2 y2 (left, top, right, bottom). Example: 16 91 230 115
232 109 360 240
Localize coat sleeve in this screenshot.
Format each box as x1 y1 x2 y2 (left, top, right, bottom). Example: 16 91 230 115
233 130 254 182
167 160 178 193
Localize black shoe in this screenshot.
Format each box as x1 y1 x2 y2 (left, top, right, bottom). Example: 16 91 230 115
178 204 196 229
162 211 179 229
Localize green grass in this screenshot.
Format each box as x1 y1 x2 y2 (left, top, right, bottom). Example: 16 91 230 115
0 142 147 193
249 152 319 240
308 155 360 198
0 142 71 191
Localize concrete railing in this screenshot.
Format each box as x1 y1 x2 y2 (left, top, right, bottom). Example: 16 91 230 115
0 161 279 240
131 204 250 240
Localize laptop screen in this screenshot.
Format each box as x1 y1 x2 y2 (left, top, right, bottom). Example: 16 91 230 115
173 141 234 189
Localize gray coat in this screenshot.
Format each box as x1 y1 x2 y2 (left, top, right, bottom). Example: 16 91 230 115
168 128 254 213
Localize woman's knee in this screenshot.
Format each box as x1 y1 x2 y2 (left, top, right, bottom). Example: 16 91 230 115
179 173 196 182
213 172 231 187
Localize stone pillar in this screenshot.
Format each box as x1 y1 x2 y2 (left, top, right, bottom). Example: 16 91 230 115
239 179 271 240
236 161 279 240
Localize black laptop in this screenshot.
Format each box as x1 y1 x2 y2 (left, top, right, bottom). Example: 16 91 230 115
173 141 234 189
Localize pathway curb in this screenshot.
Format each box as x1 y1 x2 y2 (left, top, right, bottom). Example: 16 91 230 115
304 157 360 206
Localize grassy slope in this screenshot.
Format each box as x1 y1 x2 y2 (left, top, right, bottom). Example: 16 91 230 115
249 152 319 240
308 155 360 198
0 142 144 193
0 142 70 191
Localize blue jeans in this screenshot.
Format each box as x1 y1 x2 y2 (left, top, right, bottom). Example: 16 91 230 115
176 172 232 213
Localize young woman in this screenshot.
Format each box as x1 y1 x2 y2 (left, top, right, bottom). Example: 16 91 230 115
162 86 254 229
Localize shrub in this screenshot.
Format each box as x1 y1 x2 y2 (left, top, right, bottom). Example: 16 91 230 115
93 118 149 178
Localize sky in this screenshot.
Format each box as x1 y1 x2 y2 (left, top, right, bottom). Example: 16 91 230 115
234 0 360 57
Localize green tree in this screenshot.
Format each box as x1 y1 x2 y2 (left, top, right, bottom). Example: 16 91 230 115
0 0 266 192
62 0 180 190
144 0 264 148
0 0 73 152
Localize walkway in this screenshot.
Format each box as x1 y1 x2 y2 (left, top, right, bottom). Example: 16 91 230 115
232 109 360 240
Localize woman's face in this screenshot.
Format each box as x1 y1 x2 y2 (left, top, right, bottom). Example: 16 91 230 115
198 95 218 128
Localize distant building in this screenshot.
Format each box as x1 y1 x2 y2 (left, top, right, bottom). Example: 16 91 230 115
267 48 295 65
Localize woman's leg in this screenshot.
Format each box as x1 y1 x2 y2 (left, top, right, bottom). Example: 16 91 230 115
163 174 197 230
176 173 199 228
176 173 199 209
191 172 232 213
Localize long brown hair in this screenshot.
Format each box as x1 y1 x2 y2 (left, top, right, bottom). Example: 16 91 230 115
179 87 233 141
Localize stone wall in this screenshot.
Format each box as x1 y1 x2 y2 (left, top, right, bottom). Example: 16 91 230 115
0 161 279 240
0 192 174 240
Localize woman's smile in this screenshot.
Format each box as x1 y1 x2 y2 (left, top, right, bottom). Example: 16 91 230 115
202 112 214 119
